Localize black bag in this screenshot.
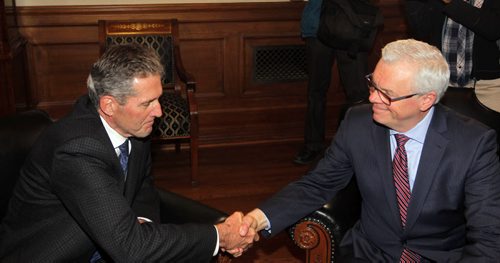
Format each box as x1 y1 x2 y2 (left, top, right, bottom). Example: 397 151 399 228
317 0 383 55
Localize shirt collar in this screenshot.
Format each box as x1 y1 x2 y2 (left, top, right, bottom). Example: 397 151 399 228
99 115 128 149
390 106 435 144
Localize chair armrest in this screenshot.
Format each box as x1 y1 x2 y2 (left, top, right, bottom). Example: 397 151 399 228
288 179 361 262
173 45 196 92
157 189 227 225
172 44 198 116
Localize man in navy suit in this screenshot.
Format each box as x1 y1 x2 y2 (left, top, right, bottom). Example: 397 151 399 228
240 39 500 261
0 44 254 262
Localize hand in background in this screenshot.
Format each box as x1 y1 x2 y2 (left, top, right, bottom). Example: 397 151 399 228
215 211 257 257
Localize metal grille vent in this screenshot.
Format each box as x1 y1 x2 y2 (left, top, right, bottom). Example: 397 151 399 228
253 45 307 83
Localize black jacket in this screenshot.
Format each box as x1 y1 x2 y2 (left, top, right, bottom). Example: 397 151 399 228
405 0 500 80
0 95 216 262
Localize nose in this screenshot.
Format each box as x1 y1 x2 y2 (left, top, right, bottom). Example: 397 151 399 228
152 100 162 118
368 89 380 104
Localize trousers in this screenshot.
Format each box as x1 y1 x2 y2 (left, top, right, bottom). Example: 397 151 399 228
304 37 369 151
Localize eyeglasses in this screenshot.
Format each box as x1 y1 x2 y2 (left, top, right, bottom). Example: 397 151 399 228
365 73 419 106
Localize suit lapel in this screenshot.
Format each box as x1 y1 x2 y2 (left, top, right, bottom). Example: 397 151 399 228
123 138 142 203
85 101 128 192
94 118 127 192
405 105 450 231
372 122 403 228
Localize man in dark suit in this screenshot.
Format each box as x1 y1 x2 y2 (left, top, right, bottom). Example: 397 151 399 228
240 39 500 261
0 44 254 262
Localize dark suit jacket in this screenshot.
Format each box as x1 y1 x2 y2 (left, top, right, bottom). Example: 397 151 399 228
260 104 500 261
0 96 217 262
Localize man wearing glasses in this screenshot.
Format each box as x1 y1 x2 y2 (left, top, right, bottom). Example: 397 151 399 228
240 39 500 262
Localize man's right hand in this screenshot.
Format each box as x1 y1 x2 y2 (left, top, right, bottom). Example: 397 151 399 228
215 211 257 257
224 209 269 256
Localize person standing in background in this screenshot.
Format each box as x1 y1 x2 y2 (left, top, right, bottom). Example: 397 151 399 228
404 0 500 113
294 0 370 165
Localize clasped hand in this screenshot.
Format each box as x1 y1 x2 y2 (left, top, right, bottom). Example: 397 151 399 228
215 211 259 257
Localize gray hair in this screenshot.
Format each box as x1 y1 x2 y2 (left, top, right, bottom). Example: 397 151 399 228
87 43 164 108
381 39 450 103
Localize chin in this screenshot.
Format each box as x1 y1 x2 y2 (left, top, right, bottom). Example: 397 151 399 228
133 129 152 139
372 113 389 127
372 111 383 122
142 127 154 137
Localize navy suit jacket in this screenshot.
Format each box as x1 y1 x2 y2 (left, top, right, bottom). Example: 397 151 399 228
260 104 500 261
0 96 217 262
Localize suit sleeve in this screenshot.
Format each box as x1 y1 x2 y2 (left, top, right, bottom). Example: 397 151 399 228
461 129 500 260
443 0 500 41
130 145 161 223
259 108 357 236
51 137 217 262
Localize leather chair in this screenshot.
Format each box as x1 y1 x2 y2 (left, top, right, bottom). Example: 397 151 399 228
288 179 361 263
98 19 200 185
440 88 500 152
0 110 52 219
288 88 500 263
0 110 229 262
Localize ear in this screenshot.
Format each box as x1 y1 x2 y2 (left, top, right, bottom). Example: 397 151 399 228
419 91 437 112
99 95 117 116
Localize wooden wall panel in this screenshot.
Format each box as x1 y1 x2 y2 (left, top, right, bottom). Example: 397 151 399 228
13 0 408 146
180 38 226 98
1 0 29 116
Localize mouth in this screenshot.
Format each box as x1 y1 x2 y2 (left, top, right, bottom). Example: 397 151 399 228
144 120 155 129
372 104 387 113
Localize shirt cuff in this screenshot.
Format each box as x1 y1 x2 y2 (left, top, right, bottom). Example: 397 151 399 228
137 217 153 223
213 225 220 256
262 213 272 234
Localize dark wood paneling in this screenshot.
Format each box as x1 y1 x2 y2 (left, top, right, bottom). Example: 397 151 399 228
14 0 407 146
1 0 29 116
181 38 226 97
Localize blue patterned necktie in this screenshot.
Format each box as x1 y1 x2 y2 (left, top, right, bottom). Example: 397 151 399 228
118 139 129 180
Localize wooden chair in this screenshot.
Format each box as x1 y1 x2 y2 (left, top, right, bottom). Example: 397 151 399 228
288 88 500 263
98 19 200 185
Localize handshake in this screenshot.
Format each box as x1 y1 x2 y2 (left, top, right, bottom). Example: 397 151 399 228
214 209 266 257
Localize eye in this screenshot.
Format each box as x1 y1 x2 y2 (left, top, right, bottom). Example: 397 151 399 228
141 101 152 108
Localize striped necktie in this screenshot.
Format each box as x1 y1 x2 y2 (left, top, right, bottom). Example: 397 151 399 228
393 134 420 262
